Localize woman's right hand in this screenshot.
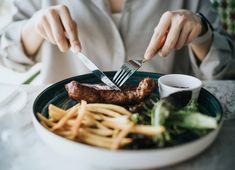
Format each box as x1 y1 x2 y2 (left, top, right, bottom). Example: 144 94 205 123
22 5 81 56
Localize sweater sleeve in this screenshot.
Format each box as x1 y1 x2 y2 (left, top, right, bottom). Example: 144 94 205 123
188 0 235 80
0 0 41 72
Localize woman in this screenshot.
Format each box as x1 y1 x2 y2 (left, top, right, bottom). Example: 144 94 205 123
0 0 234 83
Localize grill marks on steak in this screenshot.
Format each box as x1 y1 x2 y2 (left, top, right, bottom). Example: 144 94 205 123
65 78 156 105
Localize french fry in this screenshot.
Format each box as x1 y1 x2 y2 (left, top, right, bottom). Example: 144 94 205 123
86 107 121 117
101 115 130 124
66 103 80 112
37 113 55 127
40 121 50 129
87 104 132 116
102 120 164 136
68 115 107 130
56 130 71 136
112 122 134 150
66 117 95 127
65 119 75 126
48 104 66 121
71 100 87 139
112 129 120 138
40 99 166 150
78 131 112 149
51 106 78 131
84 116 101 127
78 129 132 149
87 112 103 120
132 125 165 136
56 130 74 140
101 120 129 130
85 127 114 136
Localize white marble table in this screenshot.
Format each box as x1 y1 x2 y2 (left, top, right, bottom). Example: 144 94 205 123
0 81 235 170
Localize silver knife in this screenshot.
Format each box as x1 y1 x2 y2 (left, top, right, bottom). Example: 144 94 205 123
72 50 120 91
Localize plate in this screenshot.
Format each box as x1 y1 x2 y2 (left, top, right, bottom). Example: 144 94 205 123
32 71 223 169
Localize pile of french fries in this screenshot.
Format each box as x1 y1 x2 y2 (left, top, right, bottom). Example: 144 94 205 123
37 100 165 150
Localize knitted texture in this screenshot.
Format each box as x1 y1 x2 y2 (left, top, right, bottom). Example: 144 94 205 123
211 0 235 37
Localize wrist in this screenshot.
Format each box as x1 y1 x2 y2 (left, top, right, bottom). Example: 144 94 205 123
21 20 44 57
197 13 208 36
22 19 43 42
191 13 213 45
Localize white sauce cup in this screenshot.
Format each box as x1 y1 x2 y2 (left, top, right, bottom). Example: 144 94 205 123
158 74 202 101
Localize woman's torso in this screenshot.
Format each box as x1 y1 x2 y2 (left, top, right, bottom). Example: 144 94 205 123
39 0 199 83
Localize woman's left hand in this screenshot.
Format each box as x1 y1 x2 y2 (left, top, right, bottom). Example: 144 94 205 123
144 10 207 60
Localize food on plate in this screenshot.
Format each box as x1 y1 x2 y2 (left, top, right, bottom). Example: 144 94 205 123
37 77 220 150
132 91 219 148
65 77 155 105
37 101 165 149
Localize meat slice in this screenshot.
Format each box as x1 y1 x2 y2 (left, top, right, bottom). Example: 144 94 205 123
65 77 156 105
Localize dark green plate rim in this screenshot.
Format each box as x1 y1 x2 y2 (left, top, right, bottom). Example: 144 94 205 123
33 71 223 122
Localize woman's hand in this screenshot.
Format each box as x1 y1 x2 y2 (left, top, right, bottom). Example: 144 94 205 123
144 10 212 61
22 5 81 57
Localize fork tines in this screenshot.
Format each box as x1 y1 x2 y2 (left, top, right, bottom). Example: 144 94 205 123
113 60 141 87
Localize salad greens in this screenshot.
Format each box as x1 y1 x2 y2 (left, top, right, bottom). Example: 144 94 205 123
128 92 219 148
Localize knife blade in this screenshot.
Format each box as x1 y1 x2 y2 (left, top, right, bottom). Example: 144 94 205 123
72 51 120 91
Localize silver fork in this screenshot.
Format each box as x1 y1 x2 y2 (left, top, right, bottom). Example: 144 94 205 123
113 59 147 87
113 34 167 87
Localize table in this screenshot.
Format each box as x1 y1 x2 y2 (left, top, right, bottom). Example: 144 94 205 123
0 81 235 170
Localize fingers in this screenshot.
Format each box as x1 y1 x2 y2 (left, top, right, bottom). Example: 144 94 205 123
34 5 80 52
41 17 56 44
175 23 191 49
72 40 81 53
59 5 81 51
144 11 172 60
187 23 201 43
36 17 57 45
145 10 204 59
47 8 69 52
159 15 184 57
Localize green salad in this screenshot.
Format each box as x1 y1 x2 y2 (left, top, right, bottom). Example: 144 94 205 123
124 91 220 149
